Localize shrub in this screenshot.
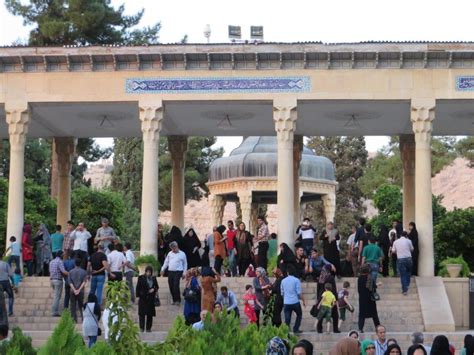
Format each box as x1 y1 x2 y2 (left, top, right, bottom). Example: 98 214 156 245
438 256 471 277
134 255 161 274
0 327 36 355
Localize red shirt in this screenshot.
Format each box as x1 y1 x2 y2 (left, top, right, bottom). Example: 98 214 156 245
227 229 237 250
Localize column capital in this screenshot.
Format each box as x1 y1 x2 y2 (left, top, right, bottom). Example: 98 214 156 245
139 101 163 142
273 98 297 141
55 137 77 175
168 135 188 168
411 99 435 144
5 102 30 147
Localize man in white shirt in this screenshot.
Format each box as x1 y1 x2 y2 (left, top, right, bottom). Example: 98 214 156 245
296 218 317 257
160 241 187 305
374 325 388 355
123 242 136 303
107 243 126 282
70 222 92 269
391 231 414 295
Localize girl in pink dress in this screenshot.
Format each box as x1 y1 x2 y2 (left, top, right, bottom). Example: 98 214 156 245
243 285 263 324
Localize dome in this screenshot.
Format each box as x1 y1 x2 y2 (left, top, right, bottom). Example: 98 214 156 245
209 136 336 182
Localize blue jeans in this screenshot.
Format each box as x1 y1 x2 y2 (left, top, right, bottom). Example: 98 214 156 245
90 275 105 305
397 257 412 293
0 280 14 315
88 336 97 348
284 303 302 332
369 263 379 287
301 239 314 257
228 249 237 277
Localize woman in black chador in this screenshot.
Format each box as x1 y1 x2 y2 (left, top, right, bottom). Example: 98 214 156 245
182 228 202 268
407 222 419 276
320 222 340 275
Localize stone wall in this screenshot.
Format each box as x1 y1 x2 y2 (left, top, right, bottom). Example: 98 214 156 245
443 278 470 328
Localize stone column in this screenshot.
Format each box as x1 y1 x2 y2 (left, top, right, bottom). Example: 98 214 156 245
209 194 226 227
293 135 303 231
400 134 416 230
238 190 252 232
139 102 163 257
411 99 435 277
250 203 259 235
322 193 336 224
54 137 77 229
273 98 297 246
5 102 30 250
168 136 188 231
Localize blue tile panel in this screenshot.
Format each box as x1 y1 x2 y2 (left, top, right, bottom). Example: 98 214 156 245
126 77 311 93
456 76 474 91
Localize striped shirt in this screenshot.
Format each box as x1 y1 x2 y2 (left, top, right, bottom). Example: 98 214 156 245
49 257 66 280
375 339 388 355
63 230 74 252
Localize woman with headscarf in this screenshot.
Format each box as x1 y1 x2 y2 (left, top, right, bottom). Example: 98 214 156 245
461 334 474 355
165 226 184 250
292 339 313 355
271 268 284 327
320 222 341 276
329 337 360 355
253 267 271 326
408 222 419 276
430 335 451 355
361 340 376 355
201 266 221 312
236 222 253 276
136 265 159 332
408 344 427 355
277 243 297 274
378 224 391 277
183 268 201 325
182 228 202 268
213 225 227 274
34 223 53 276
384 344 402 355
357 264 380 332
157 223 166 266
22 224 34 276
266 336 290 355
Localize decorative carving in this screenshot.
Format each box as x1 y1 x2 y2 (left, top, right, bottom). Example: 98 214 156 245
55 137 77 176
456 76 474 91
126 77 310 94
411 100 435 145
168 136 188 169
6 104 30 147
209 194 226 226
238 190 253 228
273 99 297 142
139 104 163 142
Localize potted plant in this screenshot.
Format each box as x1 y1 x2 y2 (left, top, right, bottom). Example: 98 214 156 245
135 254 161 275
438 256 470 278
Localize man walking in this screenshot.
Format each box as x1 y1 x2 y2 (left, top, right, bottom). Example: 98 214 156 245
374 325 388 355
0 253 14 316
123 242 136 303
88 244 108 306
391 231 414 295
95 218 117 255
361 233 384 288
50 225 64 258
70 222 92 269
68 258 88 323
49 251 68 317
280 265 305 334
107 243 126 282
160 241 187 305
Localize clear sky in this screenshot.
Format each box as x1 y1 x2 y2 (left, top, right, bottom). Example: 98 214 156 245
2 0 471 154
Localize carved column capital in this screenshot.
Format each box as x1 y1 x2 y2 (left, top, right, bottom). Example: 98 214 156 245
55 137 77 176
411 99 435 145
209 194 226 226
5 103 30 148
273 98 297 142
139 103 163 142
168 135 188 169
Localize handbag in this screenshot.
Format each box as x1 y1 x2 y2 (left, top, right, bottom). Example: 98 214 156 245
87 304 102 336
154 293 161 307
371 291 381 302
183 287 199 303
310 304 319 318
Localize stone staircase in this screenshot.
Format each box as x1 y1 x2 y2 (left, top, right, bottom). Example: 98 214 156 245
5 276 466 351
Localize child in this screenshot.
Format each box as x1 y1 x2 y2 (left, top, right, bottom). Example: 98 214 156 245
243 284 263 324
337 281 355 329
317 282 336 333
6 236 21 270
12 268 23 293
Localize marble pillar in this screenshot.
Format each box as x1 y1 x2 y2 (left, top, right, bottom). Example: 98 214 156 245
54 137 76 229
209 194 226 227
411 99 435 277
250 203 258 235
322 193 336 224
238 190 252 232
139 102 163 257
273 98 297 246
400 134 416 230
168 136 188 231
5 102 30 250
293 135 303 231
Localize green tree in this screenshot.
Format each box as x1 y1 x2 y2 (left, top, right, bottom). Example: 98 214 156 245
305 136 368 237
434 207 474 270
370 184 403 233
5 0 160 46
111 137 223 212
71 186 125 236
456 136 474 167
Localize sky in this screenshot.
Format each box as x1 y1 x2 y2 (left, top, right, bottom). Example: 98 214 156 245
2 0 472 154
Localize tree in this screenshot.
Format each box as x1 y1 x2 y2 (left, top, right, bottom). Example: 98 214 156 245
456 136 474 167
5 0 160 46
370 184 403 233
305 136 368 237
111 137 223 212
